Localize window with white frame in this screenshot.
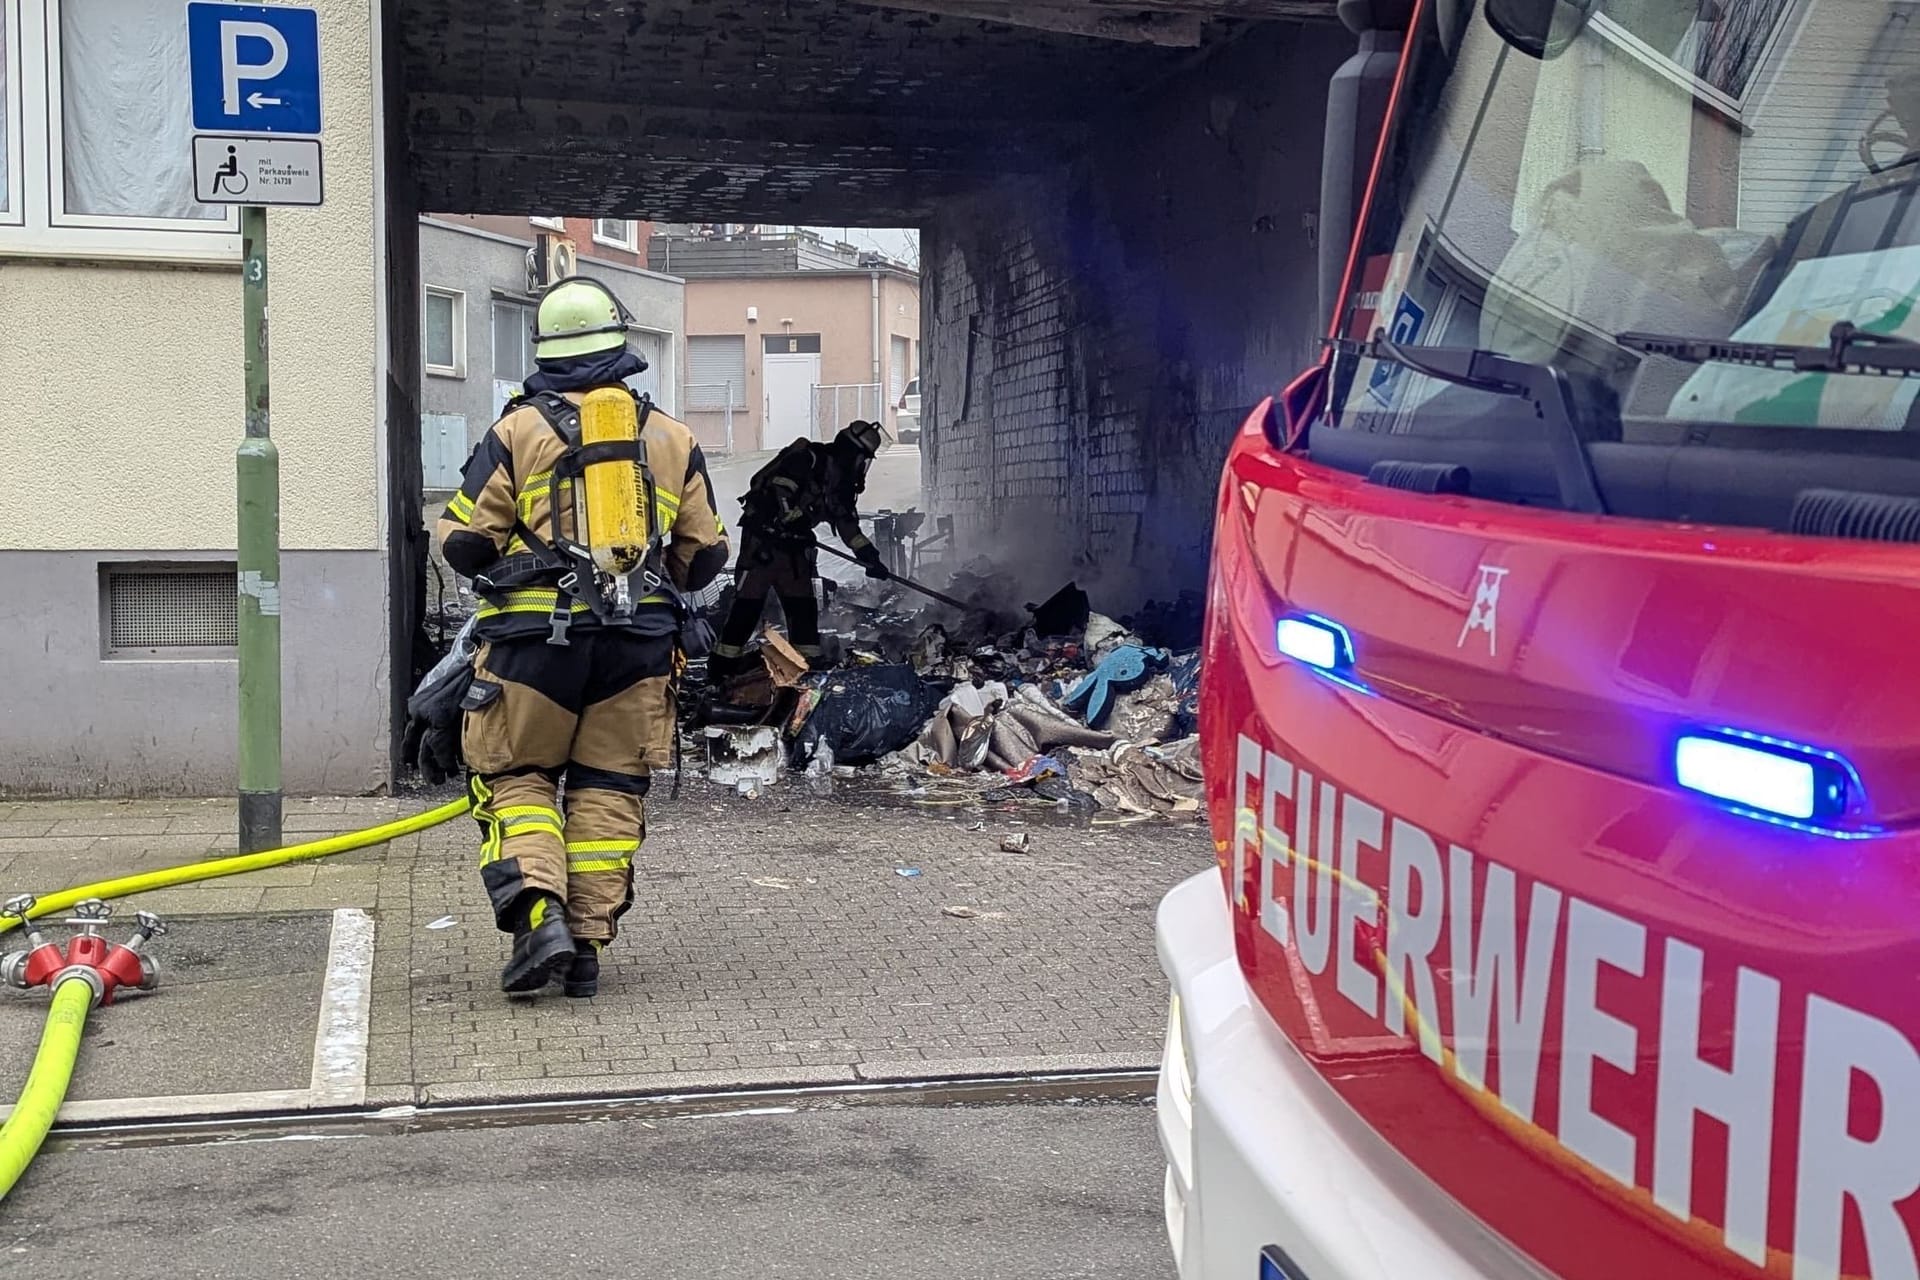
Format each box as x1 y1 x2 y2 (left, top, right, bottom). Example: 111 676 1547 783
423 287 466 378
593 218 635 250
1 0 239 258
1 1 15 225
1593 0 1797 116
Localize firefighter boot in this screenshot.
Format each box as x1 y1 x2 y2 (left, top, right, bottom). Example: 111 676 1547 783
501 892 574 994
560 939 604 998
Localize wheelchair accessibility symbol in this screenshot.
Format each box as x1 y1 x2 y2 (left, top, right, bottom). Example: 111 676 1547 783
211 144 250 196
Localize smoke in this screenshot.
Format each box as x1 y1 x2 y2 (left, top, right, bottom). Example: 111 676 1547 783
921 490 1210 623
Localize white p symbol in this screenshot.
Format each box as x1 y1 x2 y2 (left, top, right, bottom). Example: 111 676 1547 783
220 20 289 115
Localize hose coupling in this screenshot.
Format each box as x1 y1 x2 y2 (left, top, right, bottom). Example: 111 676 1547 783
49 966 105 1008
0 894 167 1001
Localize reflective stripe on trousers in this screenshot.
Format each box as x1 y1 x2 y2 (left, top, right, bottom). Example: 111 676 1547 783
566 838 640 875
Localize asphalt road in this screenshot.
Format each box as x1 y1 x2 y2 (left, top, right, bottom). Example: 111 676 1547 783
6 1100 1175 1280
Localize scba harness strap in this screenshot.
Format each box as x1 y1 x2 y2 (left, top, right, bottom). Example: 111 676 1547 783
572 440 646 468
481 389 709 655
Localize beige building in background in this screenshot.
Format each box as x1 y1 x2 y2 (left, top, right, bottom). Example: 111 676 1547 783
0 0 393 796
652 230 920 454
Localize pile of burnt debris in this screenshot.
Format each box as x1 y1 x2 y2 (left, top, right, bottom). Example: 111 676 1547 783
684 567 1206 821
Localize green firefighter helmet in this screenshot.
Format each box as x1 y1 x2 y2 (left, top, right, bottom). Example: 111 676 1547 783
533 276 634 360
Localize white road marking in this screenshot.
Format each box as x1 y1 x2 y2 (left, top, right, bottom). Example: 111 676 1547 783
308 907 376 1107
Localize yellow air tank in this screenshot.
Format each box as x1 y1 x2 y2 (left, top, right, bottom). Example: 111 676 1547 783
577 388 652 575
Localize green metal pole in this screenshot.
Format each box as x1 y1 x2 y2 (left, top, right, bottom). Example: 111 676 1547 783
237 204 282 853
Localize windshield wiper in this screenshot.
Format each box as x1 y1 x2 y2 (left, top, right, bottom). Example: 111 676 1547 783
1330 334 1610 515
1618 322 1920 378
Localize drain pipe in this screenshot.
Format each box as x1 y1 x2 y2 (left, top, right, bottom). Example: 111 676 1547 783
1319 0 1416 329
871 268 883 425
1577 29 1609 163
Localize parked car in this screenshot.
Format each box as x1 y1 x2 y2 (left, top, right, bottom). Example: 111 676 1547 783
895 377 921 443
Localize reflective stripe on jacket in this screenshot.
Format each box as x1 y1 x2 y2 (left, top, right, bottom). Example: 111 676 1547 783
437 390 729 640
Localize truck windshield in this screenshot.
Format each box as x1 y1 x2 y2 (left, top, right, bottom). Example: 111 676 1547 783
1324 0 1920 524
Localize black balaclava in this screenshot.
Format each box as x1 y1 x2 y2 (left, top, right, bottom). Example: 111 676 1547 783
524 348 648 395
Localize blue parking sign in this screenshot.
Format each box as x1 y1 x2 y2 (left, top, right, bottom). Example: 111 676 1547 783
188 4 322 135
1366 292 1427 408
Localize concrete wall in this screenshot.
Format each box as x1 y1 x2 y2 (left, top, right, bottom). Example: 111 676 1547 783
419 220 534 451
1 552 388 797
921 22 1350 612
417 217 686 455
0 0 389 795
683 271 921 452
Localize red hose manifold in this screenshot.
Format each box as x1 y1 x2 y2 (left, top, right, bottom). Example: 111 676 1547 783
0 896 165 1005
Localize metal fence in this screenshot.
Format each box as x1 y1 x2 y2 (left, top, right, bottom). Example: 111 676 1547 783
812 383 885 440
684 382 743 453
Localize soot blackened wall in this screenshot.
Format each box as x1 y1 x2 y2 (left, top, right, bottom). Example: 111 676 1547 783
923 22 1350 609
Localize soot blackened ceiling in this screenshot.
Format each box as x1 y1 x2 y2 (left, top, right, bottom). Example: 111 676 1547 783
399 0 1338 224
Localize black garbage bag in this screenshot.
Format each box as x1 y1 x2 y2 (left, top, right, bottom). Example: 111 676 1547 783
1027 582 1090 638
794 665 946 765
1169 652 1202 739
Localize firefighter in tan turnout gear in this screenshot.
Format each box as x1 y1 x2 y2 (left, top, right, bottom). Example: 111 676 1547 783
434 276 728 997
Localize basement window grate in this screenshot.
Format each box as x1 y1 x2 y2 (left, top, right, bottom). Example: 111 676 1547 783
102 564 239 657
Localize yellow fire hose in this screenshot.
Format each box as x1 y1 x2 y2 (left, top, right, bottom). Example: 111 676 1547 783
0 981 92 1198
0 797 473 936
0 795 473 1198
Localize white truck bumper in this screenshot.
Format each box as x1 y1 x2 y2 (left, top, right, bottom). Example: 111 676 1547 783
1154 870 1540 1280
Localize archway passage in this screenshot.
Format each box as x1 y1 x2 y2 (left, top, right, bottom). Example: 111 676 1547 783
386 0 1350 752
399 1 1337 223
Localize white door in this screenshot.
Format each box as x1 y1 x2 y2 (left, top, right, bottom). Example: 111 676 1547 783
763 353 820 450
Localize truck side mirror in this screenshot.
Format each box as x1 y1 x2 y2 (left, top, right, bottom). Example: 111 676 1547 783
1485 0 1596 59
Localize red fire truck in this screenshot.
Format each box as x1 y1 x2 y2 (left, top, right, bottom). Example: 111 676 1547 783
1159 1 1920 1277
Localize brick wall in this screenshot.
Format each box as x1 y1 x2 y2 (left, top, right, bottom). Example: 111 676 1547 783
923 22 1351 611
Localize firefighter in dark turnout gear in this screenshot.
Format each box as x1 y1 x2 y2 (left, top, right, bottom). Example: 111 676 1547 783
710 421 887 678
436 277 728 996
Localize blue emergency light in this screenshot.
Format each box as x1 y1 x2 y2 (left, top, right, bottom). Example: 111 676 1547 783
1674 729 1854 827
1275 615 1353 673
1259 1245 1311 1280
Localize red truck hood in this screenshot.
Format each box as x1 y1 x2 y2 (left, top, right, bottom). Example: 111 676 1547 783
1202 399 1920 1280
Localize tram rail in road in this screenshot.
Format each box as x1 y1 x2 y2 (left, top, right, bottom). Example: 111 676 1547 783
44 1067 1160 1152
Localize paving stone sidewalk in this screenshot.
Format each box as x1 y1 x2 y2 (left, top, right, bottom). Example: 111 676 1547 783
0 785 1211 1109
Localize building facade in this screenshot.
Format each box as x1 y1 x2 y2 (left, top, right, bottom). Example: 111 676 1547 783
651 230 921 454
427 214 655 272
0 0 394 797
416 216 686 491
